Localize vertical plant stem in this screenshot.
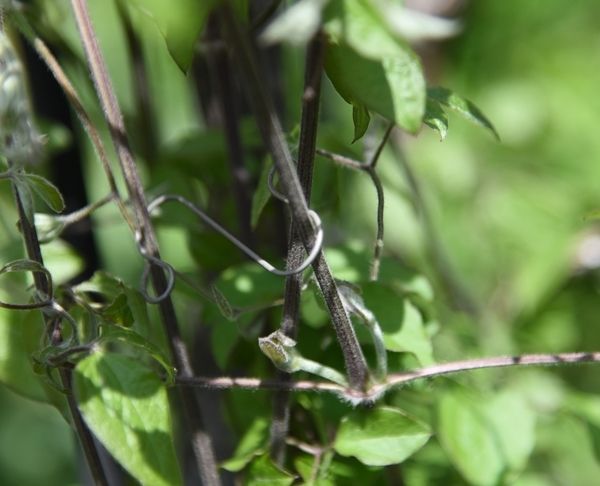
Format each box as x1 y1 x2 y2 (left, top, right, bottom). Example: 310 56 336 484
220 3 369 391
68 1 220 483
270 33 324 464
10 169 108 486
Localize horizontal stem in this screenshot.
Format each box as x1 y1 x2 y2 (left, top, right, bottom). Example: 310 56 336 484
176 351 600 402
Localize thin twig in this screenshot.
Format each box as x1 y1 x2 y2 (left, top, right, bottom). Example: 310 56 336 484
220 2 369 391
270 33 325 465
68 1 220 483
177 351 600 401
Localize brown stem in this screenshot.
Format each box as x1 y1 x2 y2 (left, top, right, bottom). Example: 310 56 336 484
270 33 324 465
68 1 220 483
220 2 369 391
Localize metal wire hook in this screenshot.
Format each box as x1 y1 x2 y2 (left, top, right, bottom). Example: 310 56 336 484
147 194 324 277
135 229 176 304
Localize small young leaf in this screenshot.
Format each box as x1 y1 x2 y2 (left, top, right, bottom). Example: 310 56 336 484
251 156 274 229
221 418 269 472
210 285 237 321
423 98 448 140
246 454 295 486
437 389 504 486
22 173 65 213
352 103 371 143
260 0 328 46
334 407 431 466
74 351 182 486
427 87 499 140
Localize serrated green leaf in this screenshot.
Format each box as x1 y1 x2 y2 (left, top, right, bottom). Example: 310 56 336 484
437 389 504 486
22 173 65 213
334 407 431 466
423 97 448 140
221 418 269 472
246 454 295 486
352 103 371 143
98 325 175 383
251 155 274 229
126 0 217 72
260 0 328 46
427 87 499 140
74 351 182 486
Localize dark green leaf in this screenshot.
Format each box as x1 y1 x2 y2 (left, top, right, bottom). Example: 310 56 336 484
246 454 295 486
221 418 269 472
352 103 371 143
334 407 431 466
423 97 448 140
13 175 35 223
74 351 182 486
22 173 65 213
428 87 499 140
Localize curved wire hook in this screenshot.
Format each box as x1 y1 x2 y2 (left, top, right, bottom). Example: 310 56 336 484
147 195 324 277
267 164 289 204
135 229 176 304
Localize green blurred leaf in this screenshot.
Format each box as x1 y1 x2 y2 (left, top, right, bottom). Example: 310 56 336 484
221 418 269 472
21 173 65 213
423 97 448 141
334 407 431 466
260 0 328 46
100 292 134 327
74 351 182 486
251 155 273 229
324 0 425 132
210 284 237 322
352 103 371 143
437 389 504 486
126 0 217 72
427 87 499 140
13 175 34 223
41 239 84 284
246 454 295 486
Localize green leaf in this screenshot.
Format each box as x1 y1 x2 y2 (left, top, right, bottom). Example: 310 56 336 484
41 239 84 285
323 0 425 133
97 325 175 383
260 0 328 46
74 351 182 486
423 97 448 140
427 87 499 140
210 285 237 321
251 155 274 229
13 175 35 223
352 103 371 143
361 284 434 365
334 407 431 466
126 0 217 72
221 418 269 472
22 173 65 213
246 454 295 486
100 292 134 327
437 389 504 486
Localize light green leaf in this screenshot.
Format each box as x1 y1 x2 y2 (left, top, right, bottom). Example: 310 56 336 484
126 0 218 72
437 389 504 486
221 418 269 472
260 0 328 46
22 173 65 213
334 407 431 466
352 103 371 143
251 155 274 229
41 239 84 285
427 87 499 140
423 97 448 140
246 454 295 486
74 351 182 486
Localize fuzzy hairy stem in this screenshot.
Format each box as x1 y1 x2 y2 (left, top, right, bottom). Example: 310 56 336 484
177 351 600 402
68 1 220 483
220 3 369 391
269 33 324 465
10 168 108 486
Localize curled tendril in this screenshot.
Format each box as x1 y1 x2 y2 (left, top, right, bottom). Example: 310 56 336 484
147 194 324 277
135 229 176 304
43 301 80 348
0 259 53 309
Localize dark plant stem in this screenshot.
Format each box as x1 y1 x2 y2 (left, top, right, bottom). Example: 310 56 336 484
269 33 324 465
220 3 369 391
69 1 220 483
207 15 254 244
10 168 108 486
